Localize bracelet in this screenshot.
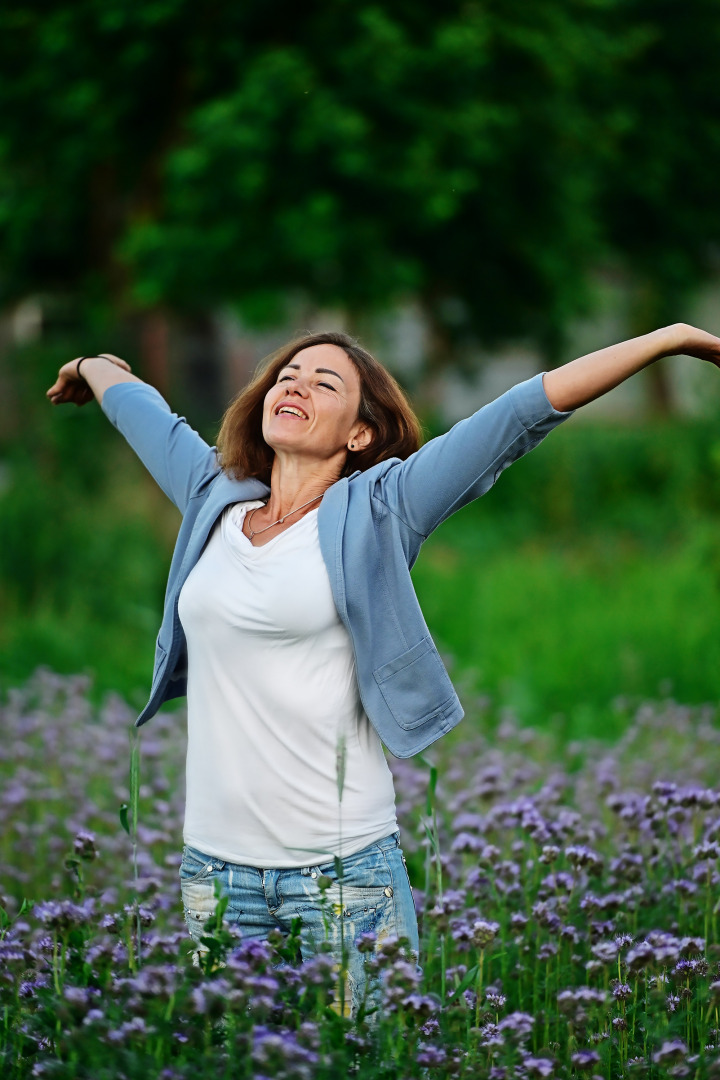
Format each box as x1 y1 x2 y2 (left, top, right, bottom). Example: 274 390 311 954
76 354 111 382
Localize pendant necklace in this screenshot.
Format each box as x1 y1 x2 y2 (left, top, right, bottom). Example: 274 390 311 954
246 494 322 539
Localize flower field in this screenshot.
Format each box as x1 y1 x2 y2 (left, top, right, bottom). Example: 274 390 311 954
2 671 720 1078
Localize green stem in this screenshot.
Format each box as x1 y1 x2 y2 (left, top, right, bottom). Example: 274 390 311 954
474 950 484 1027
52 937 61 995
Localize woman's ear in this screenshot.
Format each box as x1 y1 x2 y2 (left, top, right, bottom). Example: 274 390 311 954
348 425 374 452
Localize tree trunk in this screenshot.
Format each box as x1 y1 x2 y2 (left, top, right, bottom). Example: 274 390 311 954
139 308 170 395
645 360 674 416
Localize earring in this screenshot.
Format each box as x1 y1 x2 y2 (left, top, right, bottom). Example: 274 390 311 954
349 442 355 450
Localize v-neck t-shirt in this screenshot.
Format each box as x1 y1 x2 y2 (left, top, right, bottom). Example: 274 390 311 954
177 501 398 868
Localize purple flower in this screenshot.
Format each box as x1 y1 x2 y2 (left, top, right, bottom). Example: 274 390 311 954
538 942 558 961
591 941 619 964
480 1022 502 1048
522 1055 555 1078
354 931 377 953
401 992 439 1017
478 844 502 867
626 941 655 971
106 1016 152 1043
420 1017 440 1037
497 1011 535 1042
83 1008 106 1026
73 829 98 861
417 1044 447 1067
693 840 720 861
538 845 560 864
680 936 705 956
571 1049 601 1070
451 832 483 853
472 919 500 947
652 1039 688 1065
565 845 604 876
430 889 466 917
0 942 26 963
251 1027 320 1079
100 912 124 934
485 989 507 1011
35 898 95 930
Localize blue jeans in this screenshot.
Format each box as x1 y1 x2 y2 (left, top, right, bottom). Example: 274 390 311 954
179 831 419 1016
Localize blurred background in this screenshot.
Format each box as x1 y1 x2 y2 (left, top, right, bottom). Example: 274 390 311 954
2 0 720 740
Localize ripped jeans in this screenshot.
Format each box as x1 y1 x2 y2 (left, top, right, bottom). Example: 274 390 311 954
179 831 419 1016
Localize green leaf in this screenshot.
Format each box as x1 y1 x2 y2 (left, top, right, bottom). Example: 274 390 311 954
447 963 479 1004
119 802 130 835
423 820 440 858
418 755 438 816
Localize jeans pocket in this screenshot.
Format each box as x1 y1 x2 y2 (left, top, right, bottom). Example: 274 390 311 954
324 883 391 920
181 876 219 948
179 846 225 885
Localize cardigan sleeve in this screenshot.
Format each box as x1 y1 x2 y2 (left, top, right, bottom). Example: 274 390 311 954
375 373 573 539
101 382 220 514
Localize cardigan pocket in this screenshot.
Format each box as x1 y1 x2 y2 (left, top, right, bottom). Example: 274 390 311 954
373 637 455 730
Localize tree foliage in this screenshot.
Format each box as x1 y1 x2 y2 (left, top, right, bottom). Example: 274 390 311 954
0 0 718 355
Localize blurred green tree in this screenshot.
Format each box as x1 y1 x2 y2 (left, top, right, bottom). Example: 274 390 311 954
0 0 718 368
598 0 720 407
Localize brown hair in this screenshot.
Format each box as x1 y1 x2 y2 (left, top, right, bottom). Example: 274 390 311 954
217 331 422 483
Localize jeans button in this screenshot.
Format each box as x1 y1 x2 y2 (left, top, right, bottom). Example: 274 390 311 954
384 886 393 898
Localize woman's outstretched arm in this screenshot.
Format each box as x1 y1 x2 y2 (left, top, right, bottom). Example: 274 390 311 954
46 353 140 406
46 352 219 512
542 323 720 411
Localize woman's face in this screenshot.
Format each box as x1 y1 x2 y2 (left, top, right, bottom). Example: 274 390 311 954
262 344 370 463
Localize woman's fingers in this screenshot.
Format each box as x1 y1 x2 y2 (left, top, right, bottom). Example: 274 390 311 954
46 367 95 406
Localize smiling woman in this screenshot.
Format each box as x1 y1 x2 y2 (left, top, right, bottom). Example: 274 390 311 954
216 331 421 487
45 321 720 1014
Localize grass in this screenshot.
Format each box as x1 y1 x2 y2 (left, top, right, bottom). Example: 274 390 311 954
413 518 720 740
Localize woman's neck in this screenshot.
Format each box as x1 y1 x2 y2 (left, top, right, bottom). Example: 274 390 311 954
263 454 342 521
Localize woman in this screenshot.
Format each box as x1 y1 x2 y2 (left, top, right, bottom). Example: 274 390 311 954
47 323 720 1013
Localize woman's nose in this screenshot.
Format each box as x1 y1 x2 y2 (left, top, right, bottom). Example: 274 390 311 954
286 377 309 395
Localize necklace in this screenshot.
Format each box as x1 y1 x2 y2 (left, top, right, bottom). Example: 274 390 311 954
246 494 323 539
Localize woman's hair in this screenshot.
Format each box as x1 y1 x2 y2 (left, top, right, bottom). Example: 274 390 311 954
217 330 422 483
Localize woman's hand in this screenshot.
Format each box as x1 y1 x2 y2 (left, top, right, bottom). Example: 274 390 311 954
46 353 131 406
672 323 720 369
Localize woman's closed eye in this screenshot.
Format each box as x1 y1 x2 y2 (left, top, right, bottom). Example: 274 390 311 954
277 375 337 391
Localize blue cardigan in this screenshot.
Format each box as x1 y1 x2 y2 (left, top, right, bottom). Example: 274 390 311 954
102 374 572 758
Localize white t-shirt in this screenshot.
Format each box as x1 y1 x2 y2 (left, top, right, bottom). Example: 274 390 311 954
177 501 398 868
